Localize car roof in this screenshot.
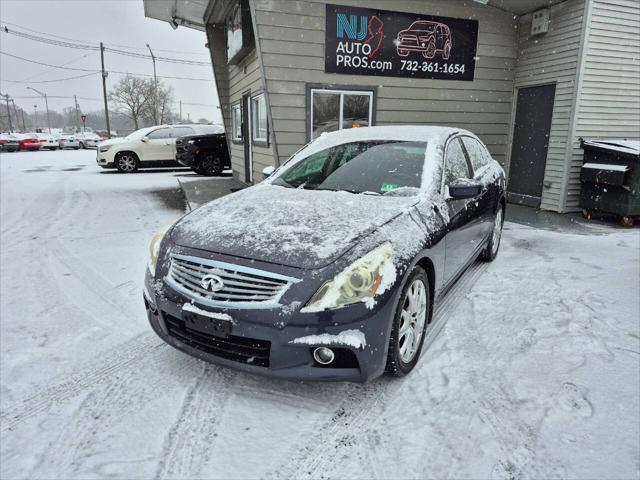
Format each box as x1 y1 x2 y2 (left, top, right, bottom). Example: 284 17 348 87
312 125 464 147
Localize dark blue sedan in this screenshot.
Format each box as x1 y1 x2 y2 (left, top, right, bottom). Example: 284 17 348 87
143 126 506 382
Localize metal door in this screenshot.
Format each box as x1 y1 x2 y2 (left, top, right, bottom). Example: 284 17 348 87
508 84 556 207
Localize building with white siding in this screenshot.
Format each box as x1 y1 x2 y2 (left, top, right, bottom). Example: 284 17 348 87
144 0 639 212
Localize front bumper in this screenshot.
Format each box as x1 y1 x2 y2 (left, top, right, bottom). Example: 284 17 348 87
144 261 398 383
96 149 116 168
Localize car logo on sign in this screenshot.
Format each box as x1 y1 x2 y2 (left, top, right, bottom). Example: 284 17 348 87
200 274 224 292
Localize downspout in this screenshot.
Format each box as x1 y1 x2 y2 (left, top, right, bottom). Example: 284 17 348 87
560 0 593 212
248 0 281 167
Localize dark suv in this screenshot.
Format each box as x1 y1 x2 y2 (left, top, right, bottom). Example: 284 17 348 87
175 125 231 176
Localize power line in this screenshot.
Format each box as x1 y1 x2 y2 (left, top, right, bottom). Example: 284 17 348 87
0 51 213 81
2 26 211 66
3 72 100 84
1 20 211 56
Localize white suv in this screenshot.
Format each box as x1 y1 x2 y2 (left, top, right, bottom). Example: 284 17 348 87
96 124 213 173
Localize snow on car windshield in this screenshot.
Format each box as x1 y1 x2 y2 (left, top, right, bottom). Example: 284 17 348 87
271 140 427 195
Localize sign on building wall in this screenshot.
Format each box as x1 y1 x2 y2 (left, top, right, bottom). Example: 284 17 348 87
325 4 479 81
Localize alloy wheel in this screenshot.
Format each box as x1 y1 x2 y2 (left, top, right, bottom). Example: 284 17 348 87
118 155 137 173
398 279 428 363
491 208 503 256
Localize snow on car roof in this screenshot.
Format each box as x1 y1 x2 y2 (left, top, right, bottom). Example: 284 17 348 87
310 125 460 149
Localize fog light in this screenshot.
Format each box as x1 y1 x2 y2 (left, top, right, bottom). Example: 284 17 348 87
313 347 335 365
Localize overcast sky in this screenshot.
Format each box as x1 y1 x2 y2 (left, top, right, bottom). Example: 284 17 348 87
0 0 221 123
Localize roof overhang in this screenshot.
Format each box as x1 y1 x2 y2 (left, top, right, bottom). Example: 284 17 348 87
481 0 567 15
143 0 208 31
143 0 570 32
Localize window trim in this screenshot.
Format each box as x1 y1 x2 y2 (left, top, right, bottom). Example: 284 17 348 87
231 102 243 144
460 135 490 178
250 92 269 147
441 135 473 193
305 83 377 142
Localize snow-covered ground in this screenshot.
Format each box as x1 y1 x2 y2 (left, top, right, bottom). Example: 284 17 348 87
1 149 639 479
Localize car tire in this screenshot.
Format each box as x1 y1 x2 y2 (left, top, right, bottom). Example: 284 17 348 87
199 153 224 176
397 48 409 57
115 152 140 173
480 206 504 262
79 142 85 149
422 38 436 59
385 266 430 377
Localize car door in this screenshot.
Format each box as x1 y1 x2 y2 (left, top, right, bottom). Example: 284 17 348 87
460 136 496 240
143 127 173 162
443 136 485 283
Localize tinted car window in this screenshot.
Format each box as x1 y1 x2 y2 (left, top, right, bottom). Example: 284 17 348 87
148 128 171 140
172 127 195 137
272 141 426 194
461 137 489 174
444 138 471 185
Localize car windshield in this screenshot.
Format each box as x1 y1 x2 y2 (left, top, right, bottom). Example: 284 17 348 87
271 140 427 195
125 128 153 141
410 22 436 31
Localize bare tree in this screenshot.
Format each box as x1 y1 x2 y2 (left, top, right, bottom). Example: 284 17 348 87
108 75 151 130
142 80 174 125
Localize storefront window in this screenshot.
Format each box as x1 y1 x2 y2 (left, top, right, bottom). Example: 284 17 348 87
310 88 373 140
231 103 242 142
251 93 268 144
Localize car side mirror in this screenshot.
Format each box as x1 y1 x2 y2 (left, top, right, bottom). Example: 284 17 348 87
262 165 276 179
448 179 482 199
141 136 149 143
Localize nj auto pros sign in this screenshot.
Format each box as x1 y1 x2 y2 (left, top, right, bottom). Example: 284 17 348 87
325 4 479 81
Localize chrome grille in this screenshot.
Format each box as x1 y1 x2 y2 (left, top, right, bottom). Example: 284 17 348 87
166 254 298 308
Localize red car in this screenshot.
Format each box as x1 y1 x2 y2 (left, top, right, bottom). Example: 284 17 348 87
16 135 43 151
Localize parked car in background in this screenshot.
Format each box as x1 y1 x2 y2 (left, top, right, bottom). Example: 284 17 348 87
144 126 506 382
59 134 81 150
77 132 101 149
15 134 42 151
97 124 217 173
175 124 230 176
35 133 60 150
0 134 21 152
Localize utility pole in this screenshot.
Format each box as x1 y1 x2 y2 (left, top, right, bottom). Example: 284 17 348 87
179 100 182 122
3 94 13 132
100 42 111 139
27 87 51 134
10 99 19 130
33 105 38 130
20 110 26 132
74 95 80 132
146 44 158 124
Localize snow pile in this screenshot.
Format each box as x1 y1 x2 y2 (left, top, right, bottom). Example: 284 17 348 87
290 329 367 349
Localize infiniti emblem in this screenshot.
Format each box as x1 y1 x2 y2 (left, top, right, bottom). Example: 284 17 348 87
200 273 225 292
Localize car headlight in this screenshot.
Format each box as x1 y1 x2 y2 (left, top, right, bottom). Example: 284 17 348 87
148 225 172 275
99 145 112 152
301 242 396 312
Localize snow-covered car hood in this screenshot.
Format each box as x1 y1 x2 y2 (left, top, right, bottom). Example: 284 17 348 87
170 184 419 269
98 137 126 148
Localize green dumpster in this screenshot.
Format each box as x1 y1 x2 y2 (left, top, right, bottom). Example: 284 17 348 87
579 138 640 227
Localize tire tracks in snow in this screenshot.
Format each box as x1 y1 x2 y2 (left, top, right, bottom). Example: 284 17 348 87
1 332 164 432
154 365 237 479
267 262 490 480
29 346 201 478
